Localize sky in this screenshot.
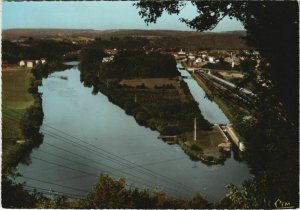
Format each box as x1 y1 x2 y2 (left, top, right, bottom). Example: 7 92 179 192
2 1 245 32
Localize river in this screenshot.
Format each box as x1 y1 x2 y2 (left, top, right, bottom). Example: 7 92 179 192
16 63 251 202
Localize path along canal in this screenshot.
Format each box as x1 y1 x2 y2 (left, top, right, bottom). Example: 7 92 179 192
16 62 251 202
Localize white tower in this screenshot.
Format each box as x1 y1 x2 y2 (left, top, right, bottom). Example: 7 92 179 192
231 52 235 68
194 117 197 141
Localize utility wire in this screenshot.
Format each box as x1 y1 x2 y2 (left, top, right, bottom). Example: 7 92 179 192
8 142 171 195
21 176 90 194
3 116 190 197
3 109 197 194
28 148 186 196
24 185 85 199
43 125 196 192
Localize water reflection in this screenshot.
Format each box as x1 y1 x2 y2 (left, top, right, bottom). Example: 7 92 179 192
16 66 251 202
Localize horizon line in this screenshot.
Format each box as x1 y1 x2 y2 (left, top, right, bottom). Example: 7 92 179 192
2 28 246 33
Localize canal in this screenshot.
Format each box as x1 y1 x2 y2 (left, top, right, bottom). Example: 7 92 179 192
177 62 229 124
16 63 251 202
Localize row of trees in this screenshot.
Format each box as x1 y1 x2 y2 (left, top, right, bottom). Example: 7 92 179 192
100 50 180 78
94 36 149 50
3 174 212 208
2 39 80 64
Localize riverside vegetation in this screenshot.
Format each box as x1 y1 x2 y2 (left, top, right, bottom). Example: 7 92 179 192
2 39 80 207
2 60 214 209
1 39 214 208
79 45 229 164
2 69 43 173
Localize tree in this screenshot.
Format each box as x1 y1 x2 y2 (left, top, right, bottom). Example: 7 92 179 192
136 1 299 208
136 1 298 126
86 174 134 208
2 176 41 208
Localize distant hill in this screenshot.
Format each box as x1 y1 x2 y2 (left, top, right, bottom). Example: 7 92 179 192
2 29 251 50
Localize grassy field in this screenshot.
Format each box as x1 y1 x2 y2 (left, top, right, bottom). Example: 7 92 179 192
120 78 191 102
182 125 228 160
2 69 35 170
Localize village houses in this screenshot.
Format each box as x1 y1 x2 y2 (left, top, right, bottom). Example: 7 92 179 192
19 58 47 68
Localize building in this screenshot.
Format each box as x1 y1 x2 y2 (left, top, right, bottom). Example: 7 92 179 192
178 49 185 55
19 60 26 67
102 56 114 63
208 56 215 63
177 49 186 60
194 57 203 64
26 60 35 68
105 48 118 56
19 60 35 68
19 58 47 68
188 53 196 61
41 58 47 64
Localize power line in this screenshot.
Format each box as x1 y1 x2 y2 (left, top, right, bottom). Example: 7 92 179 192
21 176 90 194
38 131 191 196
3 109 198 195
4 113 195 197
24 185 84 199
43 123 198 192
27 148 186 196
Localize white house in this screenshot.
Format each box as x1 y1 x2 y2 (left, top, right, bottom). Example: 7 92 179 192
41 58 47 64
201 54 208 59
188 53 196 61
208 56 215 63
26 60 35 68
102 56 114 63
19 58 47 68
105 48 118 55
194 57 203 64
19 60 26 67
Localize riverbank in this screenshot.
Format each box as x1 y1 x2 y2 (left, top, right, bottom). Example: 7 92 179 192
2 69 43 173
191 71 248 144
192 72 236 122
2 61 70 173
162 125 229 164
79 49 237 164
87 75 229 165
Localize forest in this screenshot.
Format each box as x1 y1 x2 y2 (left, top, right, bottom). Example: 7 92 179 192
2 39 80 64
100 50 180 78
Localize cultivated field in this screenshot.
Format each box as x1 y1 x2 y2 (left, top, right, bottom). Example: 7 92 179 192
120 78 191 102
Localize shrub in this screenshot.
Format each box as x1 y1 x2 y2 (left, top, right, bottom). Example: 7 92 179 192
135 111 150 124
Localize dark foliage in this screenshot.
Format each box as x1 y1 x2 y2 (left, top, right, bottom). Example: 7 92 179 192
136 1 299 208
84 174 210 209
136 1 299 126
2 39 80 64
100 50 180 78
2 176 42 208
